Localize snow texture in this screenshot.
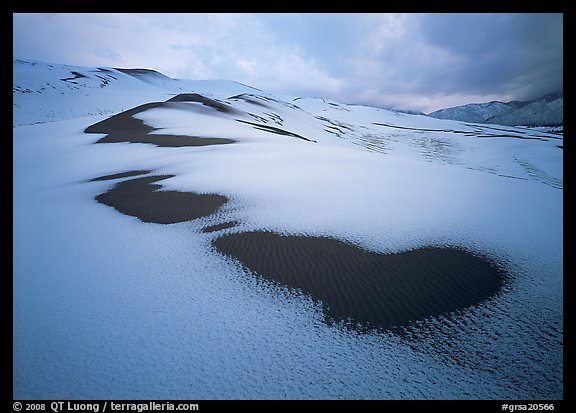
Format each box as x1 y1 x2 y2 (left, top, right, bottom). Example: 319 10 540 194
13 59 563 399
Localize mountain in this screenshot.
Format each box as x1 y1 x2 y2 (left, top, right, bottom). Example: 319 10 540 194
427 92 563 126
13 58 563 400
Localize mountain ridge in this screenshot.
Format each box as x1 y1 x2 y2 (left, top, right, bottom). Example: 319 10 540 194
427 92 563 127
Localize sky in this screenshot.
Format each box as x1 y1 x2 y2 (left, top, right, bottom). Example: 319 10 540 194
12 13 563 113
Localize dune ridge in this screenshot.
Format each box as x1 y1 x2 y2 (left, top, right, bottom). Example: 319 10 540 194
84 98 236 147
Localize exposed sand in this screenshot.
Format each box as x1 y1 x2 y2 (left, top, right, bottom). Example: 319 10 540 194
95 174 228 224
85 102 162 136
90 170 152 181
201 221 239 233
213 231 507 331
228 94 272 108
84 98 235 147
236 119 316 142
167 93 239 114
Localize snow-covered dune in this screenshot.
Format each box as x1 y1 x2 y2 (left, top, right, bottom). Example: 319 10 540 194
12 58 260 126
13 59 563 399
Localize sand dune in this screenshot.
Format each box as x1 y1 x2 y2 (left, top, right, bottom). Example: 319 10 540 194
84 98 235 147
87 98 507 331
213 231 507 331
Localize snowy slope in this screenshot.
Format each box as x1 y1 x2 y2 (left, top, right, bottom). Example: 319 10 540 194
12 58 261 126
13 59 563 399
428 94 563 127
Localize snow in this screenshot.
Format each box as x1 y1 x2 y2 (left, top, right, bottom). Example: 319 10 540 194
12 58 260 127
13 59 563 399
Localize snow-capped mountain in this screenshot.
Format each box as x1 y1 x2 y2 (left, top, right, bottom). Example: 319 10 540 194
13 58 563 400
427 92 563 126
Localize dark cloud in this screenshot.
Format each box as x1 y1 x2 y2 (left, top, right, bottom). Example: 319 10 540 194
416 13 563 100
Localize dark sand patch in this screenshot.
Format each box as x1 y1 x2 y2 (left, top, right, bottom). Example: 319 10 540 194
95 174 228 224
60 71 87 82
85 102 163 136
114 68 172 81
228 94 272 108
97 133 236 148
236 119 316 143
167 93 238 114
84 99 236 147
213 231 507 331
201 221 239 233
90 170 151 182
